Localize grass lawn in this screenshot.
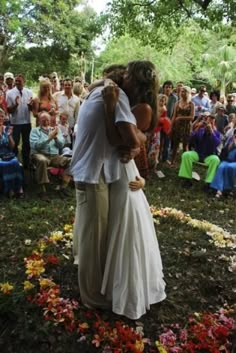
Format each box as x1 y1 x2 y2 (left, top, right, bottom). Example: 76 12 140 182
0 164 235 353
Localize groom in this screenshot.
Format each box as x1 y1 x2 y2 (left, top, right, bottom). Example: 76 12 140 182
70 65 143 308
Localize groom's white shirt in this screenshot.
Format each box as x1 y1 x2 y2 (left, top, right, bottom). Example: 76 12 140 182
70 86 136 184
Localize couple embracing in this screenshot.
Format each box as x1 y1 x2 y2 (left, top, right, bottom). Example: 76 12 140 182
70 60 166 320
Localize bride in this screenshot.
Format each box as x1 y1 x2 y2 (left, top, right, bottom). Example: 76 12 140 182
101 61 166 320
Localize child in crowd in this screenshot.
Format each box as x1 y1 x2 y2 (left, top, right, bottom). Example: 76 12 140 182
58 112 71 147
149 94 170 176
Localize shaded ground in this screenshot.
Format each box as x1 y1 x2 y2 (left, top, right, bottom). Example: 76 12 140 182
0 164 235 352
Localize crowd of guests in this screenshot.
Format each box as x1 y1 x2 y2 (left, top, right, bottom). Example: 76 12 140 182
147 82 236 198
0 71 88 199
0 70 236 200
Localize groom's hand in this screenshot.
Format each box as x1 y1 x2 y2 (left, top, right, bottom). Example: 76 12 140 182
118 146 140 163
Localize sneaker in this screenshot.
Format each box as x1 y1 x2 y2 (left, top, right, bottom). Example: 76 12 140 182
192 171 200 181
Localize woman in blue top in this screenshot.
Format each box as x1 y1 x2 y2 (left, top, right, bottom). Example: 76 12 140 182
0 109 24 198
211 130 236 198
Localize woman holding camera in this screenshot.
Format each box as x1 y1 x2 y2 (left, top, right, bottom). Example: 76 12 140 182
0 109 24 198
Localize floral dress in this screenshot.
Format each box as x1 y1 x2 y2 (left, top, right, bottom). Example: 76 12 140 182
171 102 192 145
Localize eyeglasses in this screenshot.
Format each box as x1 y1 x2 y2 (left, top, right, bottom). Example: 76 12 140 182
227 99 234 102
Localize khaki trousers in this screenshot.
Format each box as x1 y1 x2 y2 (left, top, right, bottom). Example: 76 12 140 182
31 154 71 184
73 174 111 308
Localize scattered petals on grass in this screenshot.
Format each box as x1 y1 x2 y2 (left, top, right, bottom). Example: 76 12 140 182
2 221 236 352
23 280 35 291
24 258 45 278
0 282 14 294
151 206 236 249
24 239 32 245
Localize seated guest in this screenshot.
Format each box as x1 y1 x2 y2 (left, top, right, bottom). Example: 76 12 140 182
211 130 236 198
0 109 24 198
192 111 210 131
29 112 71 200
178 114 221 191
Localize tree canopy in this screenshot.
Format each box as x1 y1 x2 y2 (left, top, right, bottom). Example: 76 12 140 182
0 0 102 77
103 0 236 49
95 21 236 92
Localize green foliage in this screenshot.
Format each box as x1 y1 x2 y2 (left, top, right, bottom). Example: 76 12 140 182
0 0 102 78
96 21 236 90
104 0 236 49
201 44 236 94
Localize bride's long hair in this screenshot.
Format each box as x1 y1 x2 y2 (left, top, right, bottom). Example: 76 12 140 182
124 60 159 132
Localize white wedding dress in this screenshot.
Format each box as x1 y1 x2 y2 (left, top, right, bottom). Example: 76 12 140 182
101 160 166 320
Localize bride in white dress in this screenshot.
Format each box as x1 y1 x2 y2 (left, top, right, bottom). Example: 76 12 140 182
101 64 166 319
101 158 166 320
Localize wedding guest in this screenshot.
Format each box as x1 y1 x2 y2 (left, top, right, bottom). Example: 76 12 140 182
170 86 194 165
211 130 236 198
58 112 71 147
215 104 228 134
225 94 236 115
30 112 71 200
192 85 211 119
178 114 221 191
4 72 15 93
209 90 220 115
6 74 33 169
161 80 178 162
55 78 80 131
32 79 58 126
0 109 24 198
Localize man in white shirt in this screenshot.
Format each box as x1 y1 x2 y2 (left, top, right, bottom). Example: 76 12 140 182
6 74 33 168
70 75 142 309
192 85 211 120
55 78 80 130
